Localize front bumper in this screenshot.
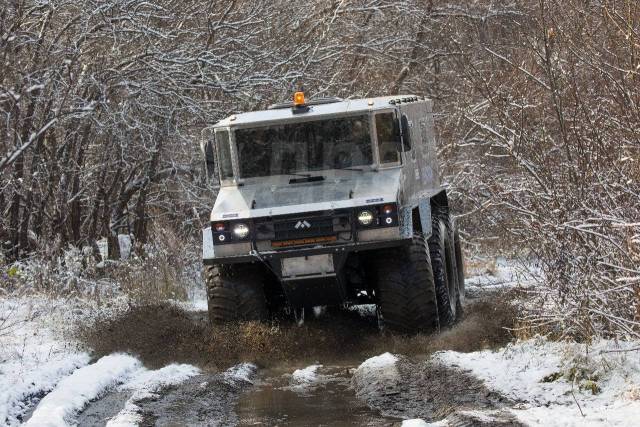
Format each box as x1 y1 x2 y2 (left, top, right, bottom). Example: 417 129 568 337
202 226 409 265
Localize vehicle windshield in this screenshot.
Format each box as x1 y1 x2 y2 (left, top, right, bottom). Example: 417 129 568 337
235 115 373 178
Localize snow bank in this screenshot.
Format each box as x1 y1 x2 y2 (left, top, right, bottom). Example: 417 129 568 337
0 354 90 425
25 354 142 427
106 363 200 427
352 353 400 399
436 338 640 426
0 298 98 425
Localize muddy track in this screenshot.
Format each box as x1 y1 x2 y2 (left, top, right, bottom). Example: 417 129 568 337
355 357 523 426
65 294 521 426
76 369 256 426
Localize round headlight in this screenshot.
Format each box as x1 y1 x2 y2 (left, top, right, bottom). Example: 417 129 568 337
232 223 250 239
357 210 374 226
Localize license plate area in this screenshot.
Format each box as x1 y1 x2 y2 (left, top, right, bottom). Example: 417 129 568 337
281 254 335 279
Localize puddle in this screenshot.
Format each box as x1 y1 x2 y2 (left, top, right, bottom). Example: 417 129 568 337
236 365 399 426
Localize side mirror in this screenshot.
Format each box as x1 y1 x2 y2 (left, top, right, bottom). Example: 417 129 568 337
393 115 412 152
392 118 403 152
204 139 217 178
200 129 217 179
400 115 412 151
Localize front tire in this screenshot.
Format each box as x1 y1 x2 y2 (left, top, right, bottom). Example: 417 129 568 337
370 233 439 334
205 264 268 323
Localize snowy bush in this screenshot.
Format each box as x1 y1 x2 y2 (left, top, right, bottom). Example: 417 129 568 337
442 1 640 340
4 229 201 303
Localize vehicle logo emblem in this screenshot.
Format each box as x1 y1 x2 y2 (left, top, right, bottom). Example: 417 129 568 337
295 220 311 229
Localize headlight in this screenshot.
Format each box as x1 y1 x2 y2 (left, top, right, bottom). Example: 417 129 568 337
357 210 374 226
232 223 250 239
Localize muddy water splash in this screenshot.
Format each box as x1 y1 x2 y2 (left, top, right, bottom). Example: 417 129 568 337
78 298 516 370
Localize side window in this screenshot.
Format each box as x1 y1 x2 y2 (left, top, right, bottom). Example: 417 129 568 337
215 130 234 180
375 113 401 164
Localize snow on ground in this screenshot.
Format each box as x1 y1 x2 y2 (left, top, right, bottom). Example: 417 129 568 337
0 297 98 425
106 363 201 427
0 353 90 426
25 354 142 427
223 362 258 384
291 364 323 385
436 337 640 426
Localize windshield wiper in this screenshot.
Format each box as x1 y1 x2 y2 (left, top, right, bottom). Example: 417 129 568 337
334 166 366 171
283 171 312 178
289 175 325 184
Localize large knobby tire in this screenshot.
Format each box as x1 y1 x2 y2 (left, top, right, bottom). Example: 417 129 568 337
452 220 465 318
428 213 458 327
371 233 439 334
205 264 268 323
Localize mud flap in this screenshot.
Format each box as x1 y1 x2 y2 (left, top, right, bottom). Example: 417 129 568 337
202 227 215 260
418 198 432 238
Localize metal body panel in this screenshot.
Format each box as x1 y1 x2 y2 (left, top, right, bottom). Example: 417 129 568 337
211 169 401 221
396 100 441 208
357 226 400 242
214 96 414 129
202 238 412 265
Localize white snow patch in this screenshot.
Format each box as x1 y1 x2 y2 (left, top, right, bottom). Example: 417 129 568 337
25 354 142 427
402 419 432 427
358 352 398 371
224 362 257 384
106 363 200 427
352 353 400 398
288 364 324 393
291 364 323 384
435 337 640 426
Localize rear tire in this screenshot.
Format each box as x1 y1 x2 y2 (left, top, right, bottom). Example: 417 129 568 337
205 264 268 323
370 233 439 334
428 213 458 326
452 221 465 317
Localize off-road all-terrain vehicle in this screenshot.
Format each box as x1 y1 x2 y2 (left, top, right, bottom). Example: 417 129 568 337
200 92 465 333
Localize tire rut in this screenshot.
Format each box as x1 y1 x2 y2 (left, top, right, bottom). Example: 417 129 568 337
354 357 524 426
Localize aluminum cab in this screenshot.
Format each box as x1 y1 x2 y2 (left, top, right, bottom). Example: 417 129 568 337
201 94 445 307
